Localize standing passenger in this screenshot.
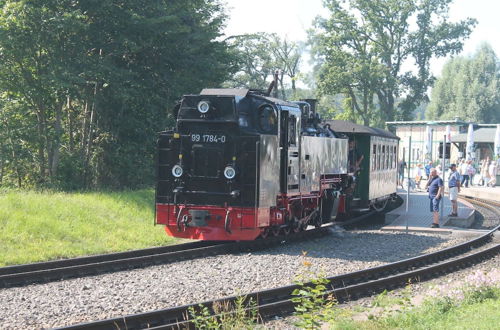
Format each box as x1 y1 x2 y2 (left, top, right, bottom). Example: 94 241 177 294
415 164 424 190
480 157 490 186
424 161 432 179
447 164 461 217
466 160 475 187
398 160 406 188
459 159 469 187
488 161 497 187
427 168 444 228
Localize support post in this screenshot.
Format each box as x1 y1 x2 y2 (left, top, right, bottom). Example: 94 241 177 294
440 135 446 222
406 136 411 233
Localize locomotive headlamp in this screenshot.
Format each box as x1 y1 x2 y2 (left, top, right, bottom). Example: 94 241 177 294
172 164 183 178
197 100 210 114
224 166 236 180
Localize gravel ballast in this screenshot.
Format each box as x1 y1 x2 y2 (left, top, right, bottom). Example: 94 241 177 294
266 253 500 329
0 229 476 329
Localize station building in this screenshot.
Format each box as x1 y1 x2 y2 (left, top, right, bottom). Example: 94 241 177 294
386 120 499 166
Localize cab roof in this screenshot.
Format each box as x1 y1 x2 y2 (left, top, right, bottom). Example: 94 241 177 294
199 88 298 108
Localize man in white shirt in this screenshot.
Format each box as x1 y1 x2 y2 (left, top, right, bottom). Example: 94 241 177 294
488 161 497 187
459 159 469 188
448 164 461 217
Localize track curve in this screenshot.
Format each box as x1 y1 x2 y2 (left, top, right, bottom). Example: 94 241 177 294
59 199 499 330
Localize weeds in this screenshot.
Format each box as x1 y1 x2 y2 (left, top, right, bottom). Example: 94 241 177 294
291 250 338 329
291 276 337 329
187 295 259 329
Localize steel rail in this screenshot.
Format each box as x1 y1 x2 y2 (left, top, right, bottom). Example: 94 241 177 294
458 195 500 228
459 195 500 211
59 222 500 330
0 226 335 288
0 203 389 289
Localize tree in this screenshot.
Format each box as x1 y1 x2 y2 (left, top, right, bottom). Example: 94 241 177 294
427 43 500 123
270 36 302 99
224 33 276 90
225 33 304 100
311 0 476 126
0 0 236 189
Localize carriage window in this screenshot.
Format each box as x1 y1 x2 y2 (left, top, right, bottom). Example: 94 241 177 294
382 146 386 170
372 144 377 171
258 105 277 133
389 146 393 169
377 145 381 170
386 145 390 169
393 146 397 169
288 115 297 146
385 145 388 170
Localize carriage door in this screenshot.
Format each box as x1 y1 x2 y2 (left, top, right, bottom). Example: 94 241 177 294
279 107 301 194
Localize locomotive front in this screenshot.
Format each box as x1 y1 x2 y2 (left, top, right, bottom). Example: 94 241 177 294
155 89 281 240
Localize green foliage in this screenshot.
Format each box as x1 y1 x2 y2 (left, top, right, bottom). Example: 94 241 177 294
427 43 500 123
224 33 276 90
188 296 259 329
225 33 304 99
188 304 221 330
311 0 476 127
291 276 338 329
0 0 236 189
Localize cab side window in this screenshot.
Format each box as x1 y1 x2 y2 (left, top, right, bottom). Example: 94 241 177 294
258 104 277 134
288 115 297 146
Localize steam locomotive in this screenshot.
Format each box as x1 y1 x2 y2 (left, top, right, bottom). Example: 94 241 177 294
155 88 399 240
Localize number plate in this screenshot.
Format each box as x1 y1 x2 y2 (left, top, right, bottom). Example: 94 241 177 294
191 134 226 143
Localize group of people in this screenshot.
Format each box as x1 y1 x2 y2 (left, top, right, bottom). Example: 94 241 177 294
425 164 460 228
412 157 499 190
476 157 499 187
424 157 499 228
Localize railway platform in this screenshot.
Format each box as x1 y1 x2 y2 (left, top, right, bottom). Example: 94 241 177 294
458 186 500 202
382 189 476 234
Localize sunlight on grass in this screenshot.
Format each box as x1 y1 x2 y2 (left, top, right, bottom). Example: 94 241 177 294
0 189 179 266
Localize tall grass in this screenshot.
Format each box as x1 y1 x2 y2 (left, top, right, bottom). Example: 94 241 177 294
0 189 178 266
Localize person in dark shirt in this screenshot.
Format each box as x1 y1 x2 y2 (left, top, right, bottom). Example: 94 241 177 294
398 160 406 187
348 140 363 174
426 168 444 228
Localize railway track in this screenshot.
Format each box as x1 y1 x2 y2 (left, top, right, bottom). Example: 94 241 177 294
0 228 333 289
59 198 499 330
458 195 500 229
1 201 392 289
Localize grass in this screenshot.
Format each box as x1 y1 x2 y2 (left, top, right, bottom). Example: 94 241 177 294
331 288 500 330
0 189 179 266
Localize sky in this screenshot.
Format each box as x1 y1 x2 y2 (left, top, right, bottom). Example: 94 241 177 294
223 0 500 78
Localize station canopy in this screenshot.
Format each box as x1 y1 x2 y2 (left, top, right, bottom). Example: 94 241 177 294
450 127 496 143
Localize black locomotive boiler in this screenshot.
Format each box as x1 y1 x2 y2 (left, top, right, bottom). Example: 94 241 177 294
155 88 398 240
